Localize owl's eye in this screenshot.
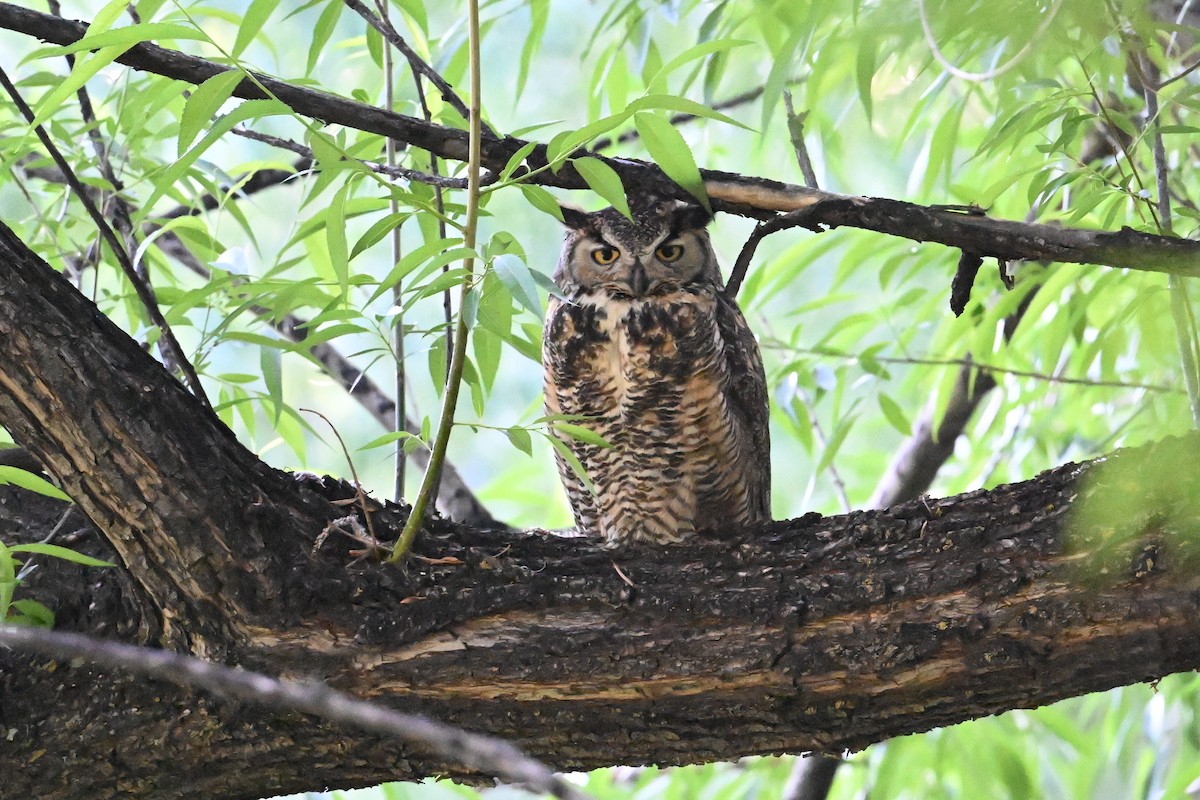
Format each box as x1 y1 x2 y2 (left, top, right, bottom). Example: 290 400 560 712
591 245 620 265
655 243 684 262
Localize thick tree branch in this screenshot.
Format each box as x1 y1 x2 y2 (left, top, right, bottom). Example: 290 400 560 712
2 427 1199 798
1 3 1197 276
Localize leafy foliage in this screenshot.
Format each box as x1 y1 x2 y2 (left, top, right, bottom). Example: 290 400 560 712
1 0 1199 796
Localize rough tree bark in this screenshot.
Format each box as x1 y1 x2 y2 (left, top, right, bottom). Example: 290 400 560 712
2 212 1200 798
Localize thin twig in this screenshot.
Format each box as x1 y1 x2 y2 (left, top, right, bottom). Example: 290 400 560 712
0 65 212 412
791 381 852 512
301 409 379 544
783 91 819 190
725 205 825 298
1078 47 1158 229
1140 53 1200 425
376 0 408 504
764 342 1179 394
358 0 459 501
230 126 476 188
0 625 595 800
342 0 496 140
51 0 176 369
1154 55 1200 89
918 0 1064 81
389 0 484 562
368 2 459 390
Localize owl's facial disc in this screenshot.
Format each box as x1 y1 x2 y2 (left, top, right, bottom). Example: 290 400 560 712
556 204 718 297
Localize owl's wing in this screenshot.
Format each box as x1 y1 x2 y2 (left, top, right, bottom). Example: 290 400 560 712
716 293 772 519
542 297 601 533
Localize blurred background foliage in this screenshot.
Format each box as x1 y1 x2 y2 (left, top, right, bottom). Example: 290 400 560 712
1 0 1199 797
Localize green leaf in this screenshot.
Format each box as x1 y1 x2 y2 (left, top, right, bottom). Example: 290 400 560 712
403 268 472 306
360 431 423 451
307 0 342 77
284 197 391 254
428 334 447 394
85 0 130 34
1156 124 1200 135
546 435 595 493
473 327 502 393
0 466 70 501
816 413 857 473
351 212 409 261
633 112 710 210
393 0 428 33
178 69 246 153
878 393 911 436
519 185 564 220
0 544 14 621
9 543 116 568
233 0 279 56
627 94 752 129
261 345 283 424
272 404 309 463
30 45 129 128
505 427 533 456
855 36 878 121
476 271 514 337
546 111 634 164
552 422 613 449
42 22 208 57
8 598 55 628
645 40 753 93
640 38 663 86
516 0 550 100
384 246 476 303
498 141 539 182
139 99 291 220
326 179 352 298
573 157 631 218
493 254 543 317
759 27 804 132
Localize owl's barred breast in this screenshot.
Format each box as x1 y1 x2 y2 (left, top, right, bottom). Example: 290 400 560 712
544 287 764 544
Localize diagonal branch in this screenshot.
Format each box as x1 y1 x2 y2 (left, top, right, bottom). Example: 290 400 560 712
0 65 213 411
1 3 1197 276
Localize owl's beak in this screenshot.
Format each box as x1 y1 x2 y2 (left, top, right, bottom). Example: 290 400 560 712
629 260 650 296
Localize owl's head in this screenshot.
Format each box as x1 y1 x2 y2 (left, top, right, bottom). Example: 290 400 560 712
553 201 720 297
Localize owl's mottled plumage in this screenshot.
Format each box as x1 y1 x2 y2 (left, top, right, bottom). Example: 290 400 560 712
542 201 770 545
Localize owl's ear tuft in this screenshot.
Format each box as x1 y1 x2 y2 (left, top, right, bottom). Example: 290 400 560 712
558 204 594 231
670 203 713 232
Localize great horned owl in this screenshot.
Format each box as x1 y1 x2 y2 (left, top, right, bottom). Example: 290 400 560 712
542 201 771 545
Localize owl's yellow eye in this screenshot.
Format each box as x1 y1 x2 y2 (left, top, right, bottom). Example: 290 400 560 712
591 245 619 265
656 243 684 262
